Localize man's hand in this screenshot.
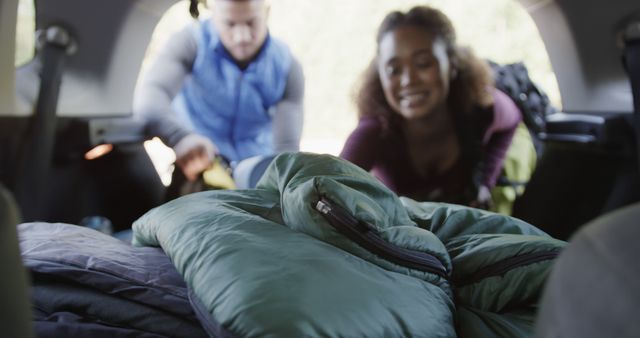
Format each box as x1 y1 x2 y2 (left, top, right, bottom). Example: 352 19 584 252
173 134 217 181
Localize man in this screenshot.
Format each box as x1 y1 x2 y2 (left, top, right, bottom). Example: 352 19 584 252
134 0 304 184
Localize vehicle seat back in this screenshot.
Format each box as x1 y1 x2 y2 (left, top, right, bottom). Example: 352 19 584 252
0 183 34 338
535 202 640 337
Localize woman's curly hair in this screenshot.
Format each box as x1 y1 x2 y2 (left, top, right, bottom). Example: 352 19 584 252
355 6 494 124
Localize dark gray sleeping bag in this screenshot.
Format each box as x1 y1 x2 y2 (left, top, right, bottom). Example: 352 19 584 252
18 222 207 338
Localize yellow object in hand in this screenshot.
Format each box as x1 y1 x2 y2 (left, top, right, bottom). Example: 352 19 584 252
202 158 236 190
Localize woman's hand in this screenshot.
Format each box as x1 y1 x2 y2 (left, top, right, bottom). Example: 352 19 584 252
469 185 493 210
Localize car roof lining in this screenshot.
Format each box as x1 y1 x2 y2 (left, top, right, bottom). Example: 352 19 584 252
5 0 640 117
14 0 176 117
521 0 639 112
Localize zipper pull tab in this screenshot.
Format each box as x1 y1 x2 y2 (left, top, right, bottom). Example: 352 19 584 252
316 198 376 233
315 200 331 215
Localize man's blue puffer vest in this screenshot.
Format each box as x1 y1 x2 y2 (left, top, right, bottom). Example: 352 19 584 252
175 19 291 162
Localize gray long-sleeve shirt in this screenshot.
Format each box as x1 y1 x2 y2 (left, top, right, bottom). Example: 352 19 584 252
133 23 304 152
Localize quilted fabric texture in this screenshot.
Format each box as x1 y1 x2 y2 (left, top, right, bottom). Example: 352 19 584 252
133 152 565 337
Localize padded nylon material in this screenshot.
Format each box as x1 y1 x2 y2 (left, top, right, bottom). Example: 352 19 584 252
258 153 451 283
447 234 563 311
133 152 565 337
134 190 455 337
19 222 207 337
456 306 538 338
400 198 550 240
399 199 565 337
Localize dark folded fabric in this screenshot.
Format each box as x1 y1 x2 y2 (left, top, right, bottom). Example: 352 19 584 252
18 222 207 338
32 278 206 338
35 318 169 338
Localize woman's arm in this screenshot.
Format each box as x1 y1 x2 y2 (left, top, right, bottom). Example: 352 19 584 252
480 88 523 188
340 117 384 171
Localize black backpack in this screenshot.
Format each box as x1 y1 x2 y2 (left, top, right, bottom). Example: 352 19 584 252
489 61 558 157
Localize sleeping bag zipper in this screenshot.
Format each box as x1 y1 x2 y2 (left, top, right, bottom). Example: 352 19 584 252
455 250 560 287
315 197 448 279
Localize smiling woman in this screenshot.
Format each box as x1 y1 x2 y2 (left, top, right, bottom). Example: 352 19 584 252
339 5 524 210
268 0 560 153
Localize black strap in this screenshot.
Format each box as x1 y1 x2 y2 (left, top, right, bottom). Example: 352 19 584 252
622 22 640 172
14 26 75 221
189 0 200 19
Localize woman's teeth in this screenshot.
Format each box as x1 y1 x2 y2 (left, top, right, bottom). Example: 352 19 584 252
400 93 426 107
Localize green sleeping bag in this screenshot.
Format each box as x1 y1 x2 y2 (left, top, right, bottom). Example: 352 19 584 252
133 152 564 337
